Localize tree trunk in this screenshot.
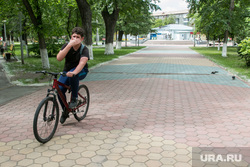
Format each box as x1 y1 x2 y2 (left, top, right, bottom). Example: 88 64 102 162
22 17 29 57
218 38 221 51
101 6 119 55
222 30 228 57
1 26 4 42
22 0 50 69
38 32 50 68
76 0 93 59
67 7 72 40
222 0 235 57
213 36 216 47
206 33 209 48
125 33 127 47
116 30 123 49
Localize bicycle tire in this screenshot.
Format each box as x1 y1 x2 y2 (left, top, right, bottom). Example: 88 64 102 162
73 84 90 121
33 96 59 143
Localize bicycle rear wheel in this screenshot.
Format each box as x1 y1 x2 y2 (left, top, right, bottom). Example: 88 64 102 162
33 97 59 143
73 84 90 121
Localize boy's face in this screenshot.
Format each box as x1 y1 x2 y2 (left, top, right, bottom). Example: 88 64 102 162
71 33 84 41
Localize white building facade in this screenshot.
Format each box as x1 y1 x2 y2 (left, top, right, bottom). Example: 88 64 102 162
150 10 194 41
150 24 193 40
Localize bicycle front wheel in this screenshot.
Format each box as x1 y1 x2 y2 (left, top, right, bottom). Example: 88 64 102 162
73 84 90 121
33 97 59 143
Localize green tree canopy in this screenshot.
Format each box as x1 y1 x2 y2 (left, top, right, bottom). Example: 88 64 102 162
188 0 250 56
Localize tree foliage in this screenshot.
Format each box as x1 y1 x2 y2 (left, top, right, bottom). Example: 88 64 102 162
188 0 250 56
91 0 160 54
152 19 164 28
238 37 250 67
0 0 161 58
189 0 249 41
164 15 176 25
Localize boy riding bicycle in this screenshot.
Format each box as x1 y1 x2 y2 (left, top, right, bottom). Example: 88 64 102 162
57 27 89 124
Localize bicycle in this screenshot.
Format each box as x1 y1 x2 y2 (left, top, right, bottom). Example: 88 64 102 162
33 71 90 143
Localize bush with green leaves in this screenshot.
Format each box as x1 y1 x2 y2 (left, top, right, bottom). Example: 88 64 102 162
28 40 62 57
238 37 250 67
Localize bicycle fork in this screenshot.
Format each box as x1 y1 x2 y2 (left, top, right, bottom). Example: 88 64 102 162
43 90 58 122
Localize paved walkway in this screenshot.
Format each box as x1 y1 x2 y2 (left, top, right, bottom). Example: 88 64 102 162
0 57 40 106
1 45 250 167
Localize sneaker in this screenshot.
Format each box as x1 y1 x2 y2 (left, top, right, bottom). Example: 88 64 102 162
69 98 78 109
60 111 69 124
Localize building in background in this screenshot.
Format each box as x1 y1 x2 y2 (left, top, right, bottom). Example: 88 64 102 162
150 10 193 40
150 24 193 40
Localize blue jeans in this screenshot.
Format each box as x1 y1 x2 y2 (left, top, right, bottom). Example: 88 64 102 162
58 67 88 110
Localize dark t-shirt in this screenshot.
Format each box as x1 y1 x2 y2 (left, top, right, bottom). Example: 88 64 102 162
61 43 90 72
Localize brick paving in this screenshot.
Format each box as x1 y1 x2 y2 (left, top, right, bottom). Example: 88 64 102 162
1 45 250 166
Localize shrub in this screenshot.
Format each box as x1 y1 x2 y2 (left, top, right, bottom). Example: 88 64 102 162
46 43 62 57
28 44 40 56
238 37 250 67
28 41 62 57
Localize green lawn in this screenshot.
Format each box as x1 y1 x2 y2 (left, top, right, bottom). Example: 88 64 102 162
190 46 250 81
4 46 145 84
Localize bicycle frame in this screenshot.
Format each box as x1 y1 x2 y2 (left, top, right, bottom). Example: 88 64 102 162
53 79 71 112
48 76 87 113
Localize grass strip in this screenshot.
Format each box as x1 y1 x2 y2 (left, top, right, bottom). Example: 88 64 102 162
190 46 250 82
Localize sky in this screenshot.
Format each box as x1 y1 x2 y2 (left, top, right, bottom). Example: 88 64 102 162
154 0 189 12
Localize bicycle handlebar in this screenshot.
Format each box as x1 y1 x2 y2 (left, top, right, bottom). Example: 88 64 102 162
35 71 75 77
35 71 66 77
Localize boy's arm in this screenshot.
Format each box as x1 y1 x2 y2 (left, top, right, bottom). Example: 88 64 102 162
66 57 88 77
56 44 72 61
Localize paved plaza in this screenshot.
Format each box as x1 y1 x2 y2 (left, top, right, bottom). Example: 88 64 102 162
0 44 250 166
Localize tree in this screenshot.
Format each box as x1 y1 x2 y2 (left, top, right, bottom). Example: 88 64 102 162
222 0 235 57
101 4 119 54
164 15 176 25
0 1 18 42
152 19 164 28
191 8 224 48
22 0 50 68
75 0 93 59
94 0 159 54
116 0 156 49
188 0 250 57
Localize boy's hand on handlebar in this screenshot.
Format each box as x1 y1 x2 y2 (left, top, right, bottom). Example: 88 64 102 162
66 72 75 77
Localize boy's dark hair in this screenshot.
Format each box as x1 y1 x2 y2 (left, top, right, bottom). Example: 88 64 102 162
72 27 84 37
